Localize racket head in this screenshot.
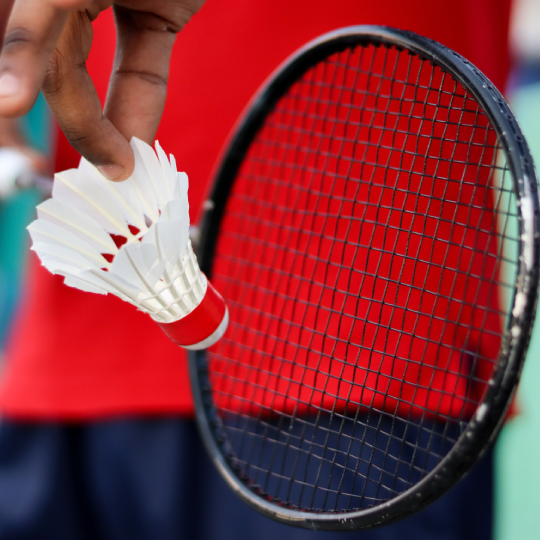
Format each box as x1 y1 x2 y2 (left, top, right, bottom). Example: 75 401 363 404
189 26 540 530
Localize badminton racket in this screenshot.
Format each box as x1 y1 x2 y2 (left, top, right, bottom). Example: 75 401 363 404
189 26 540 530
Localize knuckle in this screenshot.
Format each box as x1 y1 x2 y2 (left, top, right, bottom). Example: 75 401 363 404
51 0 88 6
65 132 90 145
114 69 167 88
42 50 65 97
62 118 98 146
168 5 198 32
121 3 201 35
2 27 35 51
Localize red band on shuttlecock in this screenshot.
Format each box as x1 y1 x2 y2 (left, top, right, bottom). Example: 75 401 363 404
157 277 228 350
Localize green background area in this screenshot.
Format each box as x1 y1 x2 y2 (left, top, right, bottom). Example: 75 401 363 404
0 93 51 348
495 83 540 540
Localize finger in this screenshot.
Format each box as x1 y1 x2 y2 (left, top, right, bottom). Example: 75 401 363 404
43 9 134 181
0 0 86 118
104 5 179 144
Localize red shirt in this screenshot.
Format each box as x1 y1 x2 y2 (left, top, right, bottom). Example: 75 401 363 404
0 0 512 419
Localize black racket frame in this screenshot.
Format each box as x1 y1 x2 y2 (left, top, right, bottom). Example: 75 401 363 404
188 26 540 530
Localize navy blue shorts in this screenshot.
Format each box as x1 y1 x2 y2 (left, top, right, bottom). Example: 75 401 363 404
0 417 492 540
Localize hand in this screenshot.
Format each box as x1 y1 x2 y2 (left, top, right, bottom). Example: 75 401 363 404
0 0 205 181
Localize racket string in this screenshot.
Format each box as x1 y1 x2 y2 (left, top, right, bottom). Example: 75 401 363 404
252 48 360 503
207 42 518 511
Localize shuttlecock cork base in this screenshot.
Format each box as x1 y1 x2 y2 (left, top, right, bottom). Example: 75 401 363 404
28 138 228 350
158 278 229 350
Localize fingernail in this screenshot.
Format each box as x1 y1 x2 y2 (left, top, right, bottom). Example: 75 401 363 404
97 164 124 180
0 73 20 98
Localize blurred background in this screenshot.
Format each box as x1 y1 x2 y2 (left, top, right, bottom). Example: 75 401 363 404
0 94 50 362
496 1 540 539
0 0 539 538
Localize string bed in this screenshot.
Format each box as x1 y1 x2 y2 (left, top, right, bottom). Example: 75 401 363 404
206 42 518 512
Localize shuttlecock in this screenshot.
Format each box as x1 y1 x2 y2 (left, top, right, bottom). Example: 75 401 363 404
28 138 228 350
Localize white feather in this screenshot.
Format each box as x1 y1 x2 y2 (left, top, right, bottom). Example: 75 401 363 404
53 168 135 240
178 172 188 203
129 138 160 224
170 154 179 198
65 268 140 302
79 158 148 233
130 243 167 283
162 194 188 224
33 243 114 295
132 138 170 210
37 199 118 257
110 243 165 294
33 242 97 270
34 243 143 301
63 275 110 295
155 140 176 198
28 220 110 269
143 221 183 267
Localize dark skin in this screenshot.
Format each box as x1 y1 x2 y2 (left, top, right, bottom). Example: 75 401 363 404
0 0 206 180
